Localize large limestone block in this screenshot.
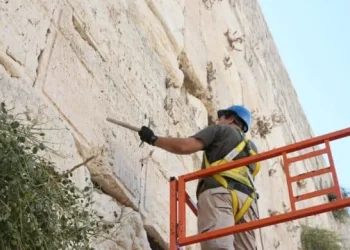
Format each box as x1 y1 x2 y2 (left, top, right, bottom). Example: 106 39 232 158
0 0 57 82
144 0 185 54
0 64 90 190
91 190 151 250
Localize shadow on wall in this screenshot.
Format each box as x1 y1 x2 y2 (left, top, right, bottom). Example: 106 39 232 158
147 233 165 250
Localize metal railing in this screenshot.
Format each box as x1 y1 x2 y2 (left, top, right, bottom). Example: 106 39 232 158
169 127 350 249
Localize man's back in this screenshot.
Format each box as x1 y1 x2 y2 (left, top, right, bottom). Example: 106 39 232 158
192 124 258 197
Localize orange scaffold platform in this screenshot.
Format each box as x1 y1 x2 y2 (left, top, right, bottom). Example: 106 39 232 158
169 127 350 249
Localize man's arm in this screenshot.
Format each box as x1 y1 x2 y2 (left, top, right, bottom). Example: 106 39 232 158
137 125 219 154
154 137 205 155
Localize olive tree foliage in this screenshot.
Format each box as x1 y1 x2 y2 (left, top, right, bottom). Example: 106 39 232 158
301 225 342 250
0 103 113 250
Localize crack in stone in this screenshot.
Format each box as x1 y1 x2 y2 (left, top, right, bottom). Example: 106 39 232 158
69 41 95 76
72 14 106 62
34 27 51 86
0 49 21 78
177 52 216 124
145 0 180 54
5 48 22 66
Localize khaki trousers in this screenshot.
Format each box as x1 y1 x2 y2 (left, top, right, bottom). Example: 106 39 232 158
197 186 258 250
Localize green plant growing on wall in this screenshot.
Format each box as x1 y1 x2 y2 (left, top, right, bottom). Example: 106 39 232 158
251 109 286 139
327 187 350 223
301 225 342 250
223 56 232 70
206 61 216 85
165 77 179 89
224 29 244 51
268 168 277 176
0 103 112 250
247 55 253 67
273 239 280 249
206 61 216 104
202 0 223 10
297 179 307 189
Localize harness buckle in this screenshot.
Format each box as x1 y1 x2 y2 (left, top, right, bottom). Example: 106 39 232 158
225 177 256 198
227 179 236 190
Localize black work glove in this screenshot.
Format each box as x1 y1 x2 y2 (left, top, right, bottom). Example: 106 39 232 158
138 126 158 145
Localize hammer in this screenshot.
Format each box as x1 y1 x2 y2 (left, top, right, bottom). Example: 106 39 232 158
106 117 140 132
106 117 151 147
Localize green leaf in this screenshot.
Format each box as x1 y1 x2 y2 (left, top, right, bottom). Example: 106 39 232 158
17 136 26 143
39 143 45 150
11 121 20 129
32 146 38 154
1 102 7 114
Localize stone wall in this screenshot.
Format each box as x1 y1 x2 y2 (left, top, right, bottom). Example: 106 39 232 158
0 0 345 249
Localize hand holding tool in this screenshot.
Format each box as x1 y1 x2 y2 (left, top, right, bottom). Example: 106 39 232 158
106 117 157 147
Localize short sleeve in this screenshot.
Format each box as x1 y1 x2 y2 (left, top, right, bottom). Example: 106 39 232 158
190 125 220 149
247 141 259 174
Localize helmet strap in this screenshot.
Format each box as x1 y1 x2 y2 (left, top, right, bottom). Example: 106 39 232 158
223 111 244 131
232 117 244 131
231 120 243 132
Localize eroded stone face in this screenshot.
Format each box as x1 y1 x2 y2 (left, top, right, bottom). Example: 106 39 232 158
0 0 343 249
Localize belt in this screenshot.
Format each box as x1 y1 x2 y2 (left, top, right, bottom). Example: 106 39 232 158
224 177 259 199
197 177 259 200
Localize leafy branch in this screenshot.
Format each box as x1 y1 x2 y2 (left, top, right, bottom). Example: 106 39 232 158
0 102 113 250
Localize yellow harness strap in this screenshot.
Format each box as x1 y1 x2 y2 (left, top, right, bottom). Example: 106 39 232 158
204 134 260 223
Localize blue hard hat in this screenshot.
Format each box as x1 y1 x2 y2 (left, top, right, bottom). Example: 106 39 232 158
217 105 252 132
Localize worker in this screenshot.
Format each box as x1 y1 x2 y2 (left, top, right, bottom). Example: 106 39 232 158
138 105 260 250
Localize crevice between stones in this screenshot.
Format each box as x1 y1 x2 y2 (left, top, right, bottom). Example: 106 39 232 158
0 49 21 78
145 0 182 54
73 137 137 210
34 27 51 86
72 14 106 62
177 52 216 125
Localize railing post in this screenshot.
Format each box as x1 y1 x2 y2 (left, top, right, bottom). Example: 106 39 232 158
170 177 178 250
283 152 296 211
178 176 186 240
325 140 342 199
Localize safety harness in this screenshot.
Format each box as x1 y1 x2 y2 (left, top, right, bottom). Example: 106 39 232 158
204 130 261 223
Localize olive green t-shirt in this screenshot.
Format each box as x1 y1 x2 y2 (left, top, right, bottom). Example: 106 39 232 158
191 124 258 198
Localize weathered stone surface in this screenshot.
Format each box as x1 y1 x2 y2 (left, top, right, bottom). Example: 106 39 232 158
0 65 151 248
91 190 151 250
1 0 347 249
